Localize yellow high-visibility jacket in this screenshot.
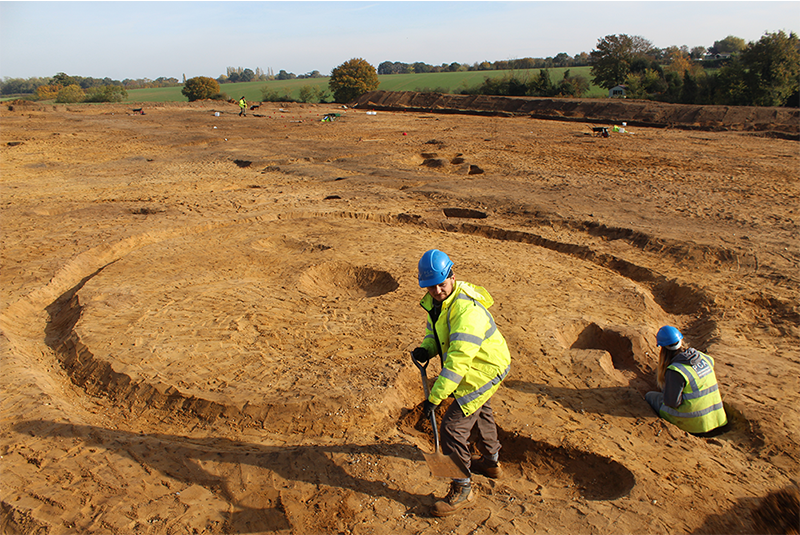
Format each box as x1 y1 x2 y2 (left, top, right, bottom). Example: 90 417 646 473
419 281 511 416
659 349 727 434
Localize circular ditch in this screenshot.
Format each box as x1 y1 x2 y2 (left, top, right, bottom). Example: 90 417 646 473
443 208 488 219
45 213 690 439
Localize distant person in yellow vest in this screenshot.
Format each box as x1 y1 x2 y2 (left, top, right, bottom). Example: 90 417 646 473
238 96 247 117
412 249 511 517
645 326 728 435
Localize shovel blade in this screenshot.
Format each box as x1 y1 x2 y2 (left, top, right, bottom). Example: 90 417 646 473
422 450 470 478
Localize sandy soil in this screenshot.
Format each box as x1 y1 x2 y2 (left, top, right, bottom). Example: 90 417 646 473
1 98 798 535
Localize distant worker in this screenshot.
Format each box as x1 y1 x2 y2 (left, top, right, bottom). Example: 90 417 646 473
412 249 511 517
238 96 247 117
645 326 728 435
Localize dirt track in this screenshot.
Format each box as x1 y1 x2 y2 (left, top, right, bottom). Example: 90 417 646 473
1 97 798 534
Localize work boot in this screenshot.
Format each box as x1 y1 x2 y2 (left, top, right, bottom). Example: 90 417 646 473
471 455 503 479
431 480 475 517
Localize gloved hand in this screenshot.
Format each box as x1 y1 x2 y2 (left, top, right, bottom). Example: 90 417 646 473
412 347 431 363
422 399 439 416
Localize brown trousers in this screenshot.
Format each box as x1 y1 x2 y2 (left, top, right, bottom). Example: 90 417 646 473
440 398 500 474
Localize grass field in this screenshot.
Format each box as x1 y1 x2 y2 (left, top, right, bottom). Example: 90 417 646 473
123 67 606 103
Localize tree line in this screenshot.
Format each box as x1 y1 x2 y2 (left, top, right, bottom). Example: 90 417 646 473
218 66 325 83
374 35 753 76
3 31 796 107
587 31 798 107
1 72 180 95
380 31 797 107
0 34 736 95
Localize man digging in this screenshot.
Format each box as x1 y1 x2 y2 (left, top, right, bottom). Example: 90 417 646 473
412 249 512 517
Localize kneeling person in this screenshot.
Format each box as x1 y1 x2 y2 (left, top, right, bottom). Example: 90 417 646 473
645 326 727 435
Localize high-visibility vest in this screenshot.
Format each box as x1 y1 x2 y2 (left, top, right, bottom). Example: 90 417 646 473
420 281 511 416
659 349 727 434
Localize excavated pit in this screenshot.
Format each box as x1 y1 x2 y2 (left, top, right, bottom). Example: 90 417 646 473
397 402 635 501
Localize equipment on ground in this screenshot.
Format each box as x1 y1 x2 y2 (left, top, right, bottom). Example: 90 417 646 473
412 354 470 478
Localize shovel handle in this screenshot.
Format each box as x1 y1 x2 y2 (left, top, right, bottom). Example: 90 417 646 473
428 407 441 454
411 354 441 454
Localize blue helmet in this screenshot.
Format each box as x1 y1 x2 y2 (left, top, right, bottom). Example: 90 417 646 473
418 249 454 288
656 326 683 349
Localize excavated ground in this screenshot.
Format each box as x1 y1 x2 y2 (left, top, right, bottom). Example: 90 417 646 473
0 96 798 535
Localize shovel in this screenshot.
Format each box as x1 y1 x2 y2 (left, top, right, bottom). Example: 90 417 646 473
411 354 470 478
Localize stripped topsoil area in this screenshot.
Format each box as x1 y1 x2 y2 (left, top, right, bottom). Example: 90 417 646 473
0 97 798 535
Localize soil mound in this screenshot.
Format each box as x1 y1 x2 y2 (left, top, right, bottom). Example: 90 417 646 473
352 90 799 137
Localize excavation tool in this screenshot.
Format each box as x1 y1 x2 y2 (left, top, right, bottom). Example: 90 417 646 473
412 354 470 478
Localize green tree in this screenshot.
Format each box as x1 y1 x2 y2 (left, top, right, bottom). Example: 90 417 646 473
713 62 753 105
240 68 255 82
573 52 590 66
690 46 707 59
528 69 554 96
710 35 746 55
589 34 655 89
181 76 220 101
739 30 800 106
55 84 85 103
329 58 379 103
84 85 128 102
261 87 294 103
300 85 314 102
377 61 395 75
472 71 528 96
51 72 78 87
298 85 329 103
413 62 431 73
553 52 571 66
1 77 47 95
680 71 699 104
557 70 590 97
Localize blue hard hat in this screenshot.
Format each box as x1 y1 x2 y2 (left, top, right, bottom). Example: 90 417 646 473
656 326 683 348
418 249 454 288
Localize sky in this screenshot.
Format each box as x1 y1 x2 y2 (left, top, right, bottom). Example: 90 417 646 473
0 1 797 81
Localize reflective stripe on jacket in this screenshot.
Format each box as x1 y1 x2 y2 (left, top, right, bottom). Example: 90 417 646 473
659 349 727 433
420 281 511 417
